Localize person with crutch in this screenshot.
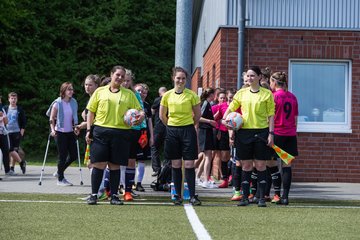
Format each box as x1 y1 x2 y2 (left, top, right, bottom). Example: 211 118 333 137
86 65 144 205
49 82 79 186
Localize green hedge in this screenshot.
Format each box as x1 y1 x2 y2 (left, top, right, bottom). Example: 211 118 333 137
0 0 176 156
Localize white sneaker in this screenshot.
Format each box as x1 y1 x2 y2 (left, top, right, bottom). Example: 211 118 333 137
208 182 218 189
6 170 17 176
201 181 210 188
53 171 58 178
57 178 73 186
201 181 218 189
196 178 203 185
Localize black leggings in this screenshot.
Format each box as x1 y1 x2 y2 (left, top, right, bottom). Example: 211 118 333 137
0 134 10 173
55 131 77 181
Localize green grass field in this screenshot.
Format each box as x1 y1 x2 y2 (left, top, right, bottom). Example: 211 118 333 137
1 193 359 240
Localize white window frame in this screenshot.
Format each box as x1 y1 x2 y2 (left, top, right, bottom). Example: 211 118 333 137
289 59 352 133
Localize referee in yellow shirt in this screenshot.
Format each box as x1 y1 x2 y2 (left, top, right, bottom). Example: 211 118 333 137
159 67 201 206
85 65 144 205
223 66 275 207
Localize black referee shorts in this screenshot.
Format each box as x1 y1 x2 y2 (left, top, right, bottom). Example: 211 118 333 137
235 128 272 160
164 125 198 160
90 126 131 166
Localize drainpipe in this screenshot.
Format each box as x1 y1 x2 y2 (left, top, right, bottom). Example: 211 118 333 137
175 0 193 89
237 0 246 89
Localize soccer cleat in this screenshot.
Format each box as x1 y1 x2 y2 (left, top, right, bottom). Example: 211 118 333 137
189 195 201 206
131 190 140 198
57 178 73 186
124 192 133 201
5 170 17 176
218 179 229 188
173 195 183 206
135 183 145 192
271 194 281 204
231 191 243 201
258 199 267 207
248 193 255 203
237 198 249 206
87 195 98 205
279 198 289 205
20 160 27 174
110 195 124 205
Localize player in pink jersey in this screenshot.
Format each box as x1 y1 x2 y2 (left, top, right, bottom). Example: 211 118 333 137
268 72 298 205
212 90 233 188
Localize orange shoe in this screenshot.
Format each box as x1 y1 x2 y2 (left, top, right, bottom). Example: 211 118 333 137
124 192 133 201
231 191 243 201
218 179 229 188
271 194 281 204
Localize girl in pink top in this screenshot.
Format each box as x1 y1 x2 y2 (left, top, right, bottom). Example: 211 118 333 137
268 72 298 205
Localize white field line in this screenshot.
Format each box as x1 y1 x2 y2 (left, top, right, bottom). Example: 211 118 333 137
0 199 360 209
184 204 212 240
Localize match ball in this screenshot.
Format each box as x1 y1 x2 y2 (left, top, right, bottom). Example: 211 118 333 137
226 112 243 130
124 109 139 127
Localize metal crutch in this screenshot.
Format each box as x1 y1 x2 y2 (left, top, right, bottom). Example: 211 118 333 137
76 139 84 185
38 133 51 185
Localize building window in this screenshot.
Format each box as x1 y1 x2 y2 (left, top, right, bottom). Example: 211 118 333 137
289 59 352 133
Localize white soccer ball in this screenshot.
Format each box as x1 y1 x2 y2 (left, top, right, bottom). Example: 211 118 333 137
124 109 139 127
226 112 243 130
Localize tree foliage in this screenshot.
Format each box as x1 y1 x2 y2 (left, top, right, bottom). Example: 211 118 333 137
0 0 176 155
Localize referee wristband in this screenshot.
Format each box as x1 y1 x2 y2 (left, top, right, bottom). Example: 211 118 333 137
269 131 274 135
86 129 91 133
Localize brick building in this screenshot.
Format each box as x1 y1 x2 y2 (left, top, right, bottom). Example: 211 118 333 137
191 0 360 182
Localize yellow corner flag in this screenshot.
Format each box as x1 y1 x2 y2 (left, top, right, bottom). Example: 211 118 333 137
84 144 90 165
272 144 295 165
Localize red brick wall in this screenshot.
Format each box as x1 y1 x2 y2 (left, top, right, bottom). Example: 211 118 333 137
191 67 202 93
203 28 239 90
201 27 360 182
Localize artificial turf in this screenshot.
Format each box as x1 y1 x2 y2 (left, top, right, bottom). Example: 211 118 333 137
1 193 360 240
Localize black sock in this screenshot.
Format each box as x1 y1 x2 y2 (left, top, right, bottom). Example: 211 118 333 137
221 161 228 179
172 167 182 197
250 169 258 195
257 170 267 199
125 167 135 192
233 166 242 191
10 166 14 171
109 169 120 196
185 168 196 197
265 167 272 196
282 167 292 199
91 167 104 195
269 166 281 196
241 171 252 198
